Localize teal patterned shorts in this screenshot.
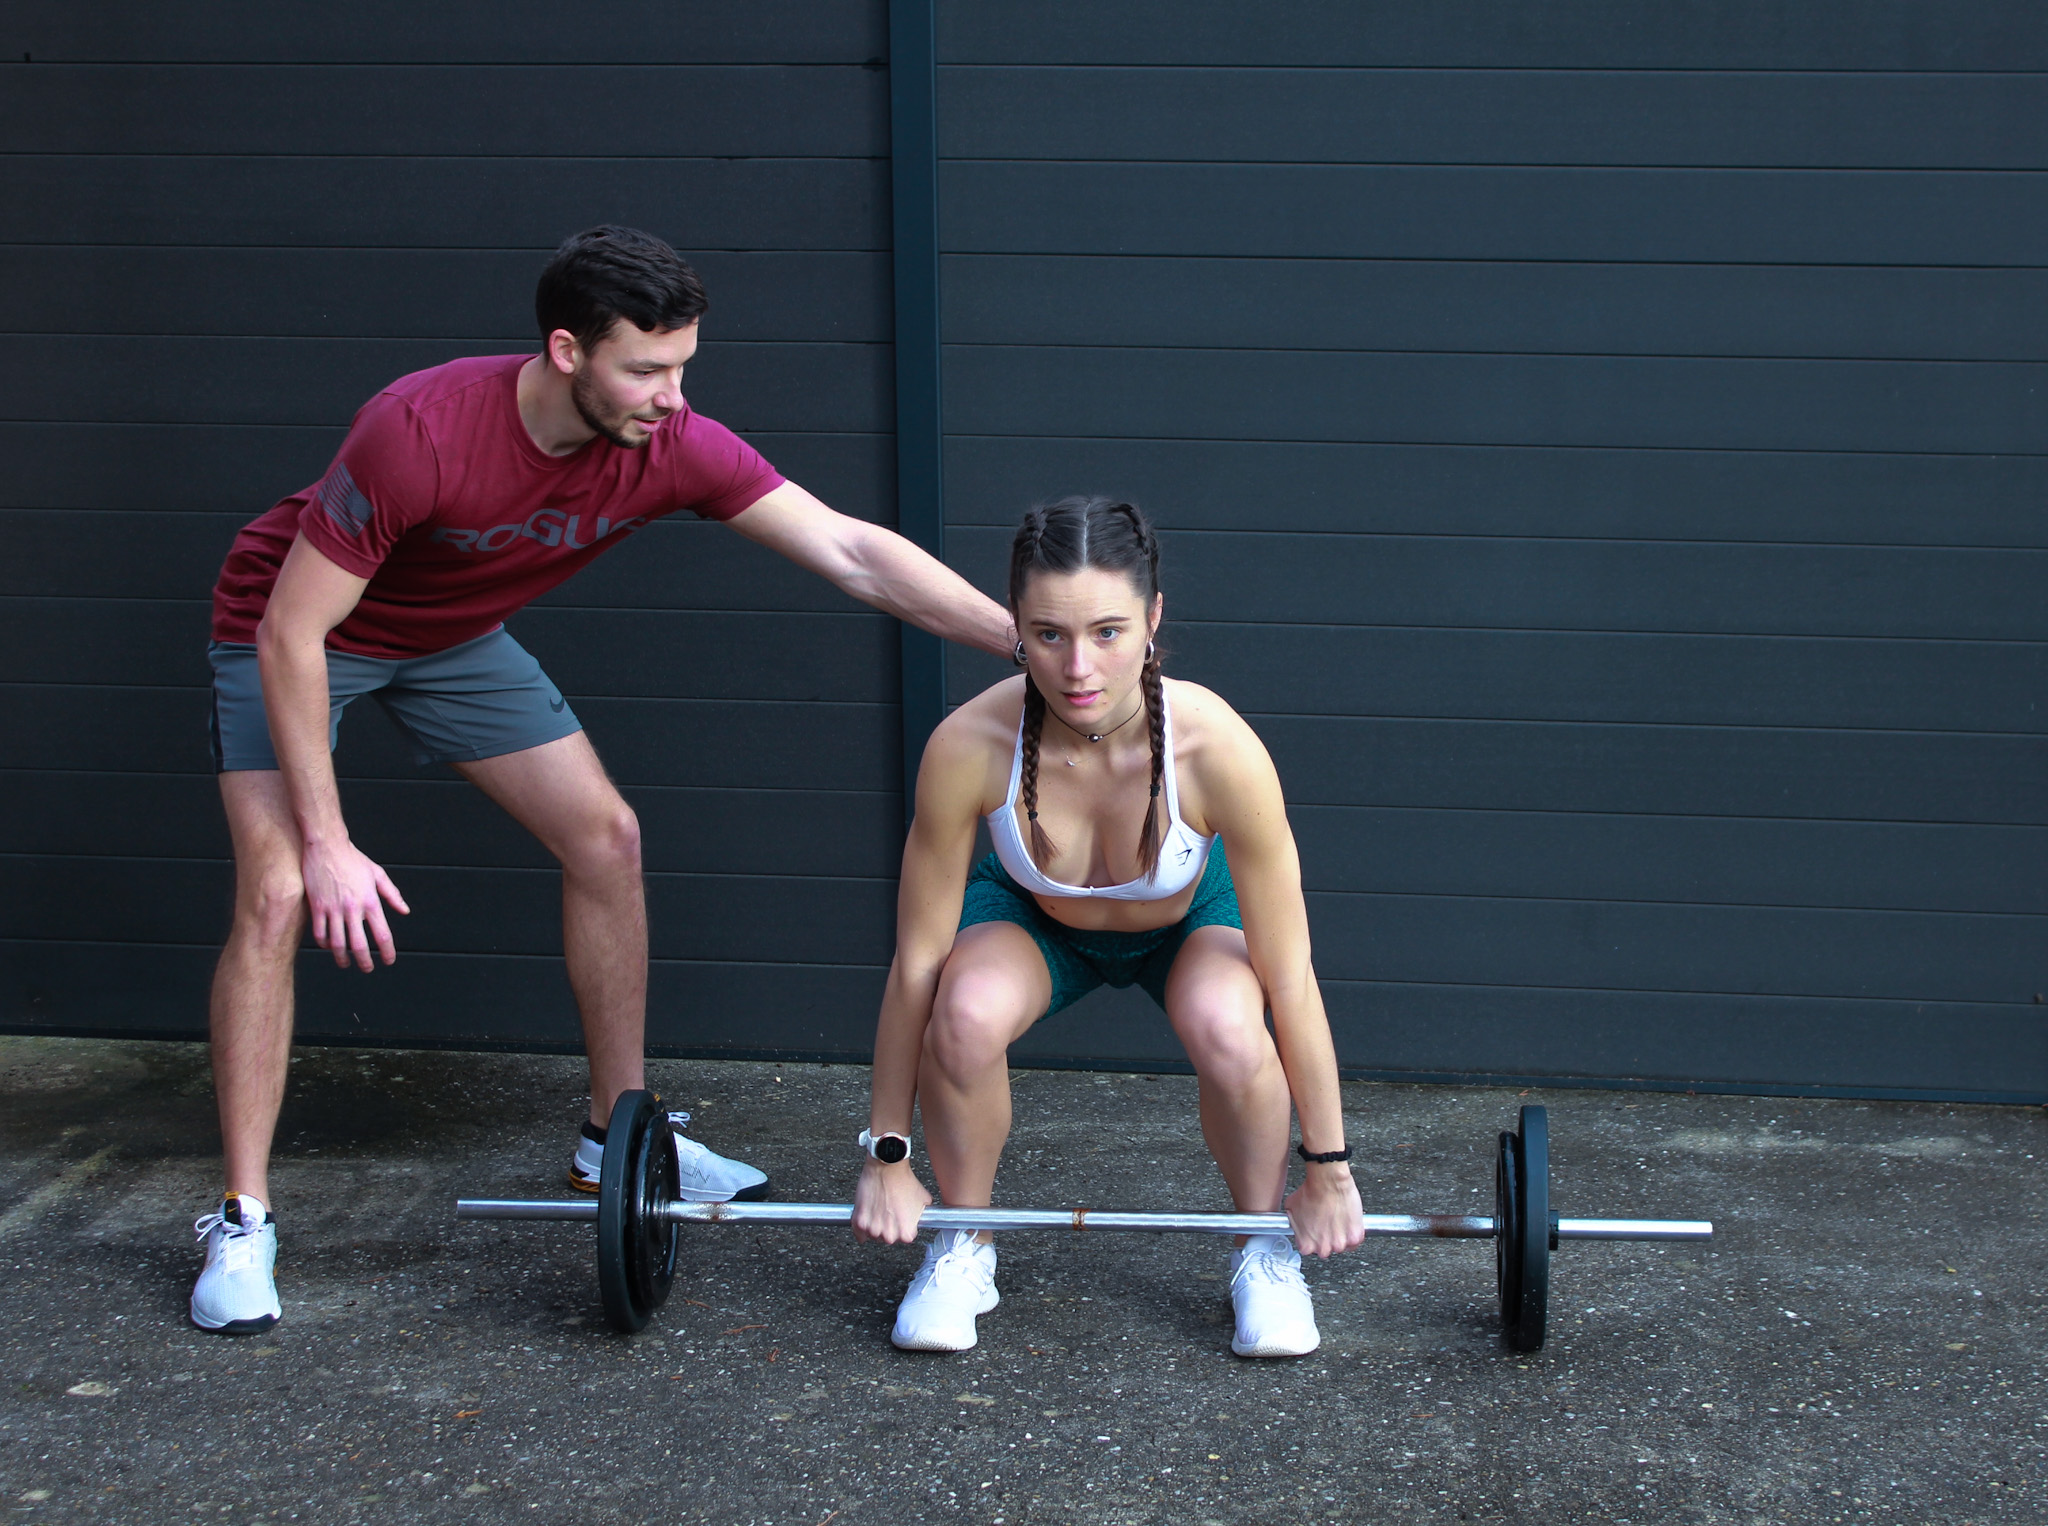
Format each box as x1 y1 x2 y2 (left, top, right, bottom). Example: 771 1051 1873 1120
957 841 1242 1018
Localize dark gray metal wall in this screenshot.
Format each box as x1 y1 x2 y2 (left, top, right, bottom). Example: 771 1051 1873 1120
933 3 2048 1100
5 4 2044 1102
0 3 908 1055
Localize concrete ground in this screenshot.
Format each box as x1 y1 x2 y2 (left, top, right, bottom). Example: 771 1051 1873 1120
0 1036 2041 1526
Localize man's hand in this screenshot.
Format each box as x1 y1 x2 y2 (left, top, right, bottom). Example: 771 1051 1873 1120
852 1158 932 1244
301 837 410 971
1285 1162 1366 1259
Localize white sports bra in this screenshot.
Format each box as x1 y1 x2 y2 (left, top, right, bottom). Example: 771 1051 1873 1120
988 684 1215 901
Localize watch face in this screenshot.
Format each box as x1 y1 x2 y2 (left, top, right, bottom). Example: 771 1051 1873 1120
874 1134 909 1164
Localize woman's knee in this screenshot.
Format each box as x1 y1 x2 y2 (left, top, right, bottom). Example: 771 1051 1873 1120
926 968 1035 1081
1176 996 1276 1092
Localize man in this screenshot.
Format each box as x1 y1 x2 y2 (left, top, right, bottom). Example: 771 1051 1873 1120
190 226 1011 1334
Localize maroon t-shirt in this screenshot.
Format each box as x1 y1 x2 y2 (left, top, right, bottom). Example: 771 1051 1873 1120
212 354 785 659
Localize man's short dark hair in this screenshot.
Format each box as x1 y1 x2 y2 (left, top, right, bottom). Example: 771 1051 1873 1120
535 226 708 355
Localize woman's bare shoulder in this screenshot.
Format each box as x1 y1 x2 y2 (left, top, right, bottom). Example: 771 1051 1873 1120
935 674 1026 746
1164 677 1278 800
921 675 1025 810
1164 678 1260 753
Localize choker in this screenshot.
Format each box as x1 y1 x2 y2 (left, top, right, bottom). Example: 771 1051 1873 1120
1048 696 1143 746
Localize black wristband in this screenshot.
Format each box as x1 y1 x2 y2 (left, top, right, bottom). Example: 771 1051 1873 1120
1296 1142 1353 1164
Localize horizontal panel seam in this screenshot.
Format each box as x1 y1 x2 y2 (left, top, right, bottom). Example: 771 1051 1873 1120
0 242 893 254
0 419 883 435
0 937 891 971
0 852 898 886
0 151 891 163
936 65 2048 80
0 680 897 709
1289 802 2048 829
947 525 2048 553
1300 888 2047 918
940 250 2048 271
10 245 2048 273
12 335 889 347
941 341 2048 367
936 157 2048 175
0 768 895 798
1317 976 2038 1007
939 430 2048 459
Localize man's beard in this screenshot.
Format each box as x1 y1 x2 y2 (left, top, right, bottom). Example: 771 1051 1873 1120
570 369 657 449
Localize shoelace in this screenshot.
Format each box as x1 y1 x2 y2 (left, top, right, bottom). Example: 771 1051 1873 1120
1230 1249 1303 1293
924 1241 993 1293
194 1210 266 1272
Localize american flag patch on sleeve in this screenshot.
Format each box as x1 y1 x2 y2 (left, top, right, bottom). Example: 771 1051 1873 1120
316 461 374 537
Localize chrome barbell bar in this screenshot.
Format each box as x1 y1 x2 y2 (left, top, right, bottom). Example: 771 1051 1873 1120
455 1198 1712 1241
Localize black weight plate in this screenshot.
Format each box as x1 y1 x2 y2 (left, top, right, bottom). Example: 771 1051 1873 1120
598 1089 670 1333
628 1101 680 1319
1509 1104 1551 1352
1494 1128 1521 1336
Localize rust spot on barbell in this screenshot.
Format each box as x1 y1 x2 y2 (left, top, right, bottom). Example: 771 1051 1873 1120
1072 1208 1089 1230
1419 1215 1495 1238
703 1201 731 1221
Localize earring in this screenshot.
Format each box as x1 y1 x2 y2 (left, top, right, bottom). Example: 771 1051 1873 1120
1013 639 1029 667
1145 639 1156 662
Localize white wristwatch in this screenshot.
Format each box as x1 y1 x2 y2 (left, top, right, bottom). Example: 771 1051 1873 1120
859 1128 913 1164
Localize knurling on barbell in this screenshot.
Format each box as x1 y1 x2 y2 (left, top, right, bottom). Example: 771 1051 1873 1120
458 1091 1713 1346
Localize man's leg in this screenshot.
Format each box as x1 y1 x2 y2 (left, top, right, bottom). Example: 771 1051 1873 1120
211 770 309 1207
454 733 646 1126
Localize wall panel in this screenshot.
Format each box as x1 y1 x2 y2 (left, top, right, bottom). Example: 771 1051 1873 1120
932 3 2047 1098
0 7 904 1052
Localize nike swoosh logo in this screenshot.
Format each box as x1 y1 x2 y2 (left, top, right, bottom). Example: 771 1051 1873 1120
549 697 566 713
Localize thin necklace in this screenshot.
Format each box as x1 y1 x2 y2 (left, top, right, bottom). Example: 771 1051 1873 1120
1047 695 1143 747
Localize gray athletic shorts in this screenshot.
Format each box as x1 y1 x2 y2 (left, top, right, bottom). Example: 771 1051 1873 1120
207 627 583 773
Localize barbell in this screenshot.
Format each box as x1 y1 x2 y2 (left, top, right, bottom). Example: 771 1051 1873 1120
456 1090 1713 1351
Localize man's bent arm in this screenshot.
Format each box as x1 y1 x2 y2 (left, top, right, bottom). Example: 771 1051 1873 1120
725 481 1014 658
254 534 409 969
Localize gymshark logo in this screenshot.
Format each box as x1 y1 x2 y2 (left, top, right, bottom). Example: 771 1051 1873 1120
549 696 566 713
428 509 649 554
1176 845 1194 865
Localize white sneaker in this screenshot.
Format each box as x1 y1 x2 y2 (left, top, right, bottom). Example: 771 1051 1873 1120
189 1194 281 1336
1228 1234 1319 1357
567 1110 769 1202
891 1229 999 1352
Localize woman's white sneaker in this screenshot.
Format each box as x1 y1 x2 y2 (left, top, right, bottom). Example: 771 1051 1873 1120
189 1194 281 1336
891 1229 999 1352
567 1110 770 1201
1228 1234 1319 1357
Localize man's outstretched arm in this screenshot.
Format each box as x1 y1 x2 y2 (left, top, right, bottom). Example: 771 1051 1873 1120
725 481 1014 658
254 534 410 970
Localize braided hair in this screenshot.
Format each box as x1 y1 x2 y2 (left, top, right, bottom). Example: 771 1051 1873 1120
1008 497 1166 879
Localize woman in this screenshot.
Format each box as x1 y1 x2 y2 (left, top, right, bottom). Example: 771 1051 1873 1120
852 497 1364 1356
